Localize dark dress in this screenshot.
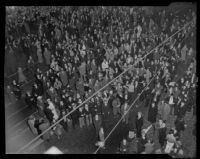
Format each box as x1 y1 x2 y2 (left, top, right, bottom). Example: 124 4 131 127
148 105 158 124
137 137 148 153
136 117 143 138
158 127 167 147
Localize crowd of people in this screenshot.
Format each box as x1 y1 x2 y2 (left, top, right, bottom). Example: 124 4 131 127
5 6 196 156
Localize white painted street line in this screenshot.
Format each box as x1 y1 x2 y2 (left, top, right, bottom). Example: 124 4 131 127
7 111 37 132
7 106 28 120
7 127 29 144
5 102 13 108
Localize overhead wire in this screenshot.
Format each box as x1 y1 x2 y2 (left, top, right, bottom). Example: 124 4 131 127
93 67 162 154
93 18 195 154
15 19 194 154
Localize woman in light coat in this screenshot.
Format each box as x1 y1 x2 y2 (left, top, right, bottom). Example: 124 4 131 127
27 115 38 135
161 102 171 121
36 42 43 64
18 67 28 84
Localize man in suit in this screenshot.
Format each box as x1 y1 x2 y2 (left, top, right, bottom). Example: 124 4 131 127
93 114 102 139
25 91 36 110
121 102 130 124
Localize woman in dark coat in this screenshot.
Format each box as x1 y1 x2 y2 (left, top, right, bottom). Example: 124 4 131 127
12 80 22 100
174 117 185 137
158 120 167 148
148 102 158 131
136 112 143 138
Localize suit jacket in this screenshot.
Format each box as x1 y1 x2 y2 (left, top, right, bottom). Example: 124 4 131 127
39 122 50 140
44 107 54 123
121 103 130 115
136 117 143 131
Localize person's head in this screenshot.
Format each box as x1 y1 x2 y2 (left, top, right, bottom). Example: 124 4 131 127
12 80 16 85
100 127 104 133
95 114 99 120
122 139 127 144
137 111 142 119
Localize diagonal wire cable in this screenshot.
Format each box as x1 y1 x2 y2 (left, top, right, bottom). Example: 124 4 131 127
93 67 162 154
15 19 194 154
93 19 196 154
